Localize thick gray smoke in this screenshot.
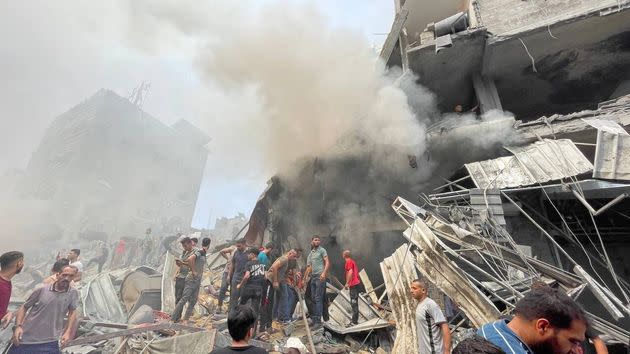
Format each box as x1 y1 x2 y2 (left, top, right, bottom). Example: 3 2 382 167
122 1 517 265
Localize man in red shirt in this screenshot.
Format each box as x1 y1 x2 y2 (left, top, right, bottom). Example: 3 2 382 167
343 250 361 326
0 251 24 329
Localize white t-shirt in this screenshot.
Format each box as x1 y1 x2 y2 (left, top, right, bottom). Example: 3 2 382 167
415 297 447 354
70 260 84 273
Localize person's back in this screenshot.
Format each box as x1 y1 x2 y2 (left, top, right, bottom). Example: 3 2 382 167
210 305 268 354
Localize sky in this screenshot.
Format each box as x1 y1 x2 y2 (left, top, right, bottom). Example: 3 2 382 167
0 1 395 229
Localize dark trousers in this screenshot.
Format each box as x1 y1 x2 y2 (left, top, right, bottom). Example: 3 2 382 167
273 283 291 322
239 286 262 333
229 276 242 312
174 277 186 304
87 257 107 273
349 285 360 324
172 277 201 322
309 276 326 323
259 280 274 331
218 271 229 306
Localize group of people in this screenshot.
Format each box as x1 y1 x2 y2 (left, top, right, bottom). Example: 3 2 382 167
208 235 362 337
411 278 608 354
0 250 81 353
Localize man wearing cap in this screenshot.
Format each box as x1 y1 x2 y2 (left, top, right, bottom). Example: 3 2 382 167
171 237 206 323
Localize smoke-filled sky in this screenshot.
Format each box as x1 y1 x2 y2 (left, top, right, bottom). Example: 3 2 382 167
0 1 394 229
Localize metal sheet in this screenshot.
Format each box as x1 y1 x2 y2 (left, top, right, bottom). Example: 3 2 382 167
81 273 127 324
161 252 177 313
593 130 630 180
326 284 384 334
465 139 593 189
380 244 419 354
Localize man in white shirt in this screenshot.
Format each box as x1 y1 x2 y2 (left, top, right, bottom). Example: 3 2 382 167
410 279 451 354
67 249 83 282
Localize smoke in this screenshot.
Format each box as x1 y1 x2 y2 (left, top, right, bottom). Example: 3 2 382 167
119 1 517 265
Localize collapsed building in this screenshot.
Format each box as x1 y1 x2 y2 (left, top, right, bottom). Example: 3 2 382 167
11 89 210 242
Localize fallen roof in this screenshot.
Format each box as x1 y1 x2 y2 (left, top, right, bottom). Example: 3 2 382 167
464 139 593 189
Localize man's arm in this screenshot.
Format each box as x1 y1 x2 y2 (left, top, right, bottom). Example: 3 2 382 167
12 287 41 345
219 246 234 259
185 253 198 276
270 258 286 286
238 271 251 289
321 255 330 280
591 336 608 354
61 309 77 347
440 322 452 354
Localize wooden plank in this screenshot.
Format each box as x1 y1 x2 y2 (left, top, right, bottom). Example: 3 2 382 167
62 323 205 348
359 269 379 304
379 9 409 63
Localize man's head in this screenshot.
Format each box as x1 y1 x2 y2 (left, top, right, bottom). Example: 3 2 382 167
512 288 588 354
342 250 351 259
287 248 298 260
56 265 78 290
453 336 506 354
179 237 193 251
247 247 259 261
410 279 428 301
201 237 211 248
236 238 247 252
227 305 257 343
191 237 198 246
68 249 80 261
311 235 321 248
264 242 274 253
0 251 24 275
51 258 70 274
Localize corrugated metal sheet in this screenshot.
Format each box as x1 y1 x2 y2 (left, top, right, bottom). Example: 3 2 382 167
81 273 127 323
593 130 630 180
469 189 506 226
465 139 593 189
161 252 177 313
380 244 419 354
325 285 387 334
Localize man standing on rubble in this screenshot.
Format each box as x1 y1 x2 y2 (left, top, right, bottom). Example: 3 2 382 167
218 244 236 312
304 235 330 328
229 238 249 312
0 252 24 329
269 248 298 324
67 249 83 282
171 236 206 324
343 250 361 326
237 248 266 328
478 287 588 354
410 279 451 354
174 235 194 305
9 265 78 353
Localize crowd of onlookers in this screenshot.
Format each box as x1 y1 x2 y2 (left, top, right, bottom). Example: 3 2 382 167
0 233 613 354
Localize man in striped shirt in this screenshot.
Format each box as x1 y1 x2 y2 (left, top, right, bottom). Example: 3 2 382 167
478 288 588 354
411 279 451 354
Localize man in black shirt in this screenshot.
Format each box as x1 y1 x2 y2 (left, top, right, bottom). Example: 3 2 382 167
210 305 268 354
237 248 266 328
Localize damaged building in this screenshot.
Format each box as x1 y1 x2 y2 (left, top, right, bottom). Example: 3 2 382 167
13 89 210 240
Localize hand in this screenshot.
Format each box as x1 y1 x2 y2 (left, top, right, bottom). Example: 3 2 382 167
319 273 326 281
273 281 279 289
236 284 241 289
12 326 23 346
344 284 349 290
1 312 13 329
60 331 73 347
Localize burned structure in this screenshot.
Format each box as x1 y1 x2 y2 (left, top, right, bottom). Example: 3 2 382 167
13 89 210 241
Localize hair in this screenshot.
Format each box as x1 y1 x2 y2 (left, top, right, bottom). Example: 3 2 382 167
0 251 24 270
191 237 198 244
265 242 274 249
227 305 257 341
202 237 211 248
180 236 192 244
247 247 260 256
63 265 79 273
52 258 70 273
70 249 81 256
311 235 320 240
453 336 507 354
412 278 427 289
514 288 588 329
236 238 246 245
